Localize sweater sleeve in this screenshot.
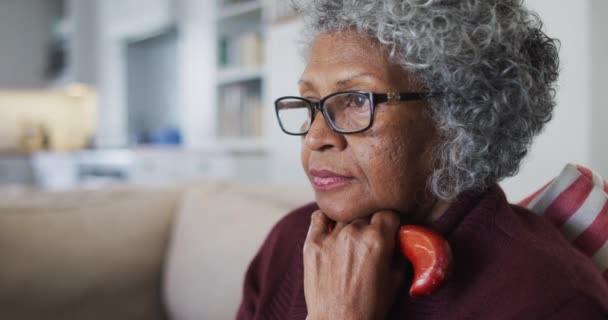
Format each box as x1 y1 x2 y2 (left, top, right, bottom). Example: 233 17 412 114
544 295 607 319
234 208 303 320
235 251 264 320
235 221 283 320
235 203 317 320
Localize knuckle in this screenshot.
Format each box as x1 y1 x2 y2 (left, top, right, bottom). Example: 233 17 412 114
303 241 322 257
308 212 327 231
310 210 323 223
340 225 359 238
361 234 380 248
366 227 384 241
378 210 399 223
359 238 379 255
361 229 385 250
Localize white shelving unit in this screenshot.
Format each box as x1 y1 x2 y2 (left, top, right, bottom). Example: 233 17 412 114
218 0 263 20
215 0 266 146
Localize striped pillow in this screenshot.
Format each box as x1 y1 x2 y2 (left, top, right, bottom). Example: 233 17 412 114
518 164 608 282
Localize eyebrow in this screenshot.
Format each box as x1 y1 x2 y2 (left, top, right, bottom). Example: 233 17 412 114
298 72 379 90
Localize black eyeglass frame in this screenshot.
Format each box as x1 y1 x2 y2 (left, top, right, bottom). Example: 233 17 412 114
274 90 436 136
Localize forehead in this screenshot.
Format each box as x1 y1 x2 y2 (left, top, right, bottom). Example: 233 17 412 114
306 30 392 70
313 29 386 57
301 29 411 91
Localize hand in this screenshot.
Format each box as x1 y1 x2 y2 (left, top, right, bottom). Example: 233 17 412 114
303 210 406 320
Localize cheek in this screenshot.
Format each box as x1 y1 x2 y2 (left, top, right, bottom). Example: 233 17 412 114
355 119 428 203
353 131 402 179
367 137 412 186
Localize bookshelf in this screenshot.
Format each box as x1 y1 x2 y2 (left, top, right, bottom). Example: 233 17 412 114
216 0 265 143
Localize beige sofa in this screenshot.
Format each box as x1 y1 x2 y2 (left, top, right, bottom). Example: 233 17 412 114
0 182 313 320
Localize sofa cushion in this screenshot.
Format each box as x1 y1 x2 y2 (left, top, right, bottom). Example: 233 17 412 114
163 182 313 320
0 186 181 320
519 164 608 281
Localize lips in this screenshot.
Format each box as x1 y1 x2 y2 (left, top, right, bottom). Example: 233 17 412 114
309 169 354 190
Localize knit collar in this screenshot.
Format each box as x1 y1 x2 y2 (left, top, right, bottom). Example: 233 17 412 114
429 184 506 236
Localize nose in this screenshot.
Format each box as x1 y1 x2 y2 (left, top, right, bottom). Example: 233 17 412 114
303 110 347 151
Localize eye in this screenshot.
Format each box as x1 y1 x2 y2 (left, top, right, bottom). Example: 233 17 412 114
353 95 367 107
345 94 369 109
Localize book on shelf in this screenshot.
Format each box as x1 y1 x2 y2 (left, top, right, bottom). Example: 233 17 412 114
218 84 263 138
218 32 263 69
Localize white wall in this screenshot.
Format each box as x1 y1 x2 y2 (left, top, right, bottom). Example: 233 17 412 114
265 19 308 184
499 0 596 201
590 0 608 178
0 0 52 88
175 0 217 148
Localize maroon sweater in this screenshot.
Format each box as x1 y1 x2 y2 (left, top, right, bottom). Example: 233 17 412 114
236 186 608 319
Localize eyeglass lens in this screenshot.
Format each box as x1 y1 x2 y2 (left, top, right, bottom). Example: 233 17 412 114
276 92 372 134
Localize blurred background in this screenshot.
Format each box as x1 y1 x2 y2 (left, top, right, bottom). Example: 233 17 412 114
0 0 606 201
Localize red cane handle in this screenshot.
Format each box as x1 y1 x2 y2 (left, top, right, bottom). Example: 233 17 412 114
326 223 452 296
398 225 453 296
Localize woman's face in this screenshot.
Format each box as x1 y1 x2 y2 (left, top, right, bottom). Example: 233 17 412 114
300 29 439 223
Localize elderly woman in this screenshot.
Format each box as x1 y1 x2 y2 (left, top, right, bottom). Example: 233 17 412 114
237 0 608 319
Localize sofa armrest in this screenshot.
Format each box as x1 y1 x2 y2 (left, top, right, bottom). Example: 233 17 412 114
0 186 181 320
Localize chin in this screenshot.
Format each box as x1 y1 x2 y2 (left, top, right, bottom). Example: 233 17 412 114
315 196 370 223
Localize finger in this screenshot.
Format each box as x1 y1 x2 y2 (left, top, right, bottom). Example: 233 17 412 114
339 218 368 236
306 210 330 243
370 210 401 234
349 217 370 230
332 221 348 233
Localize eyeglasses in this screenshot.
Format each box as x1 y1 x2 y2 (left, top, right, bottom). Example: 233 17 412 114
274 90 435 135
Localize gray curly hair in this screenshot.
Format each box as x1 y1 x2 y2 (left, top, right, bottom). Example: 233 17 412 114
293 0 560 200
